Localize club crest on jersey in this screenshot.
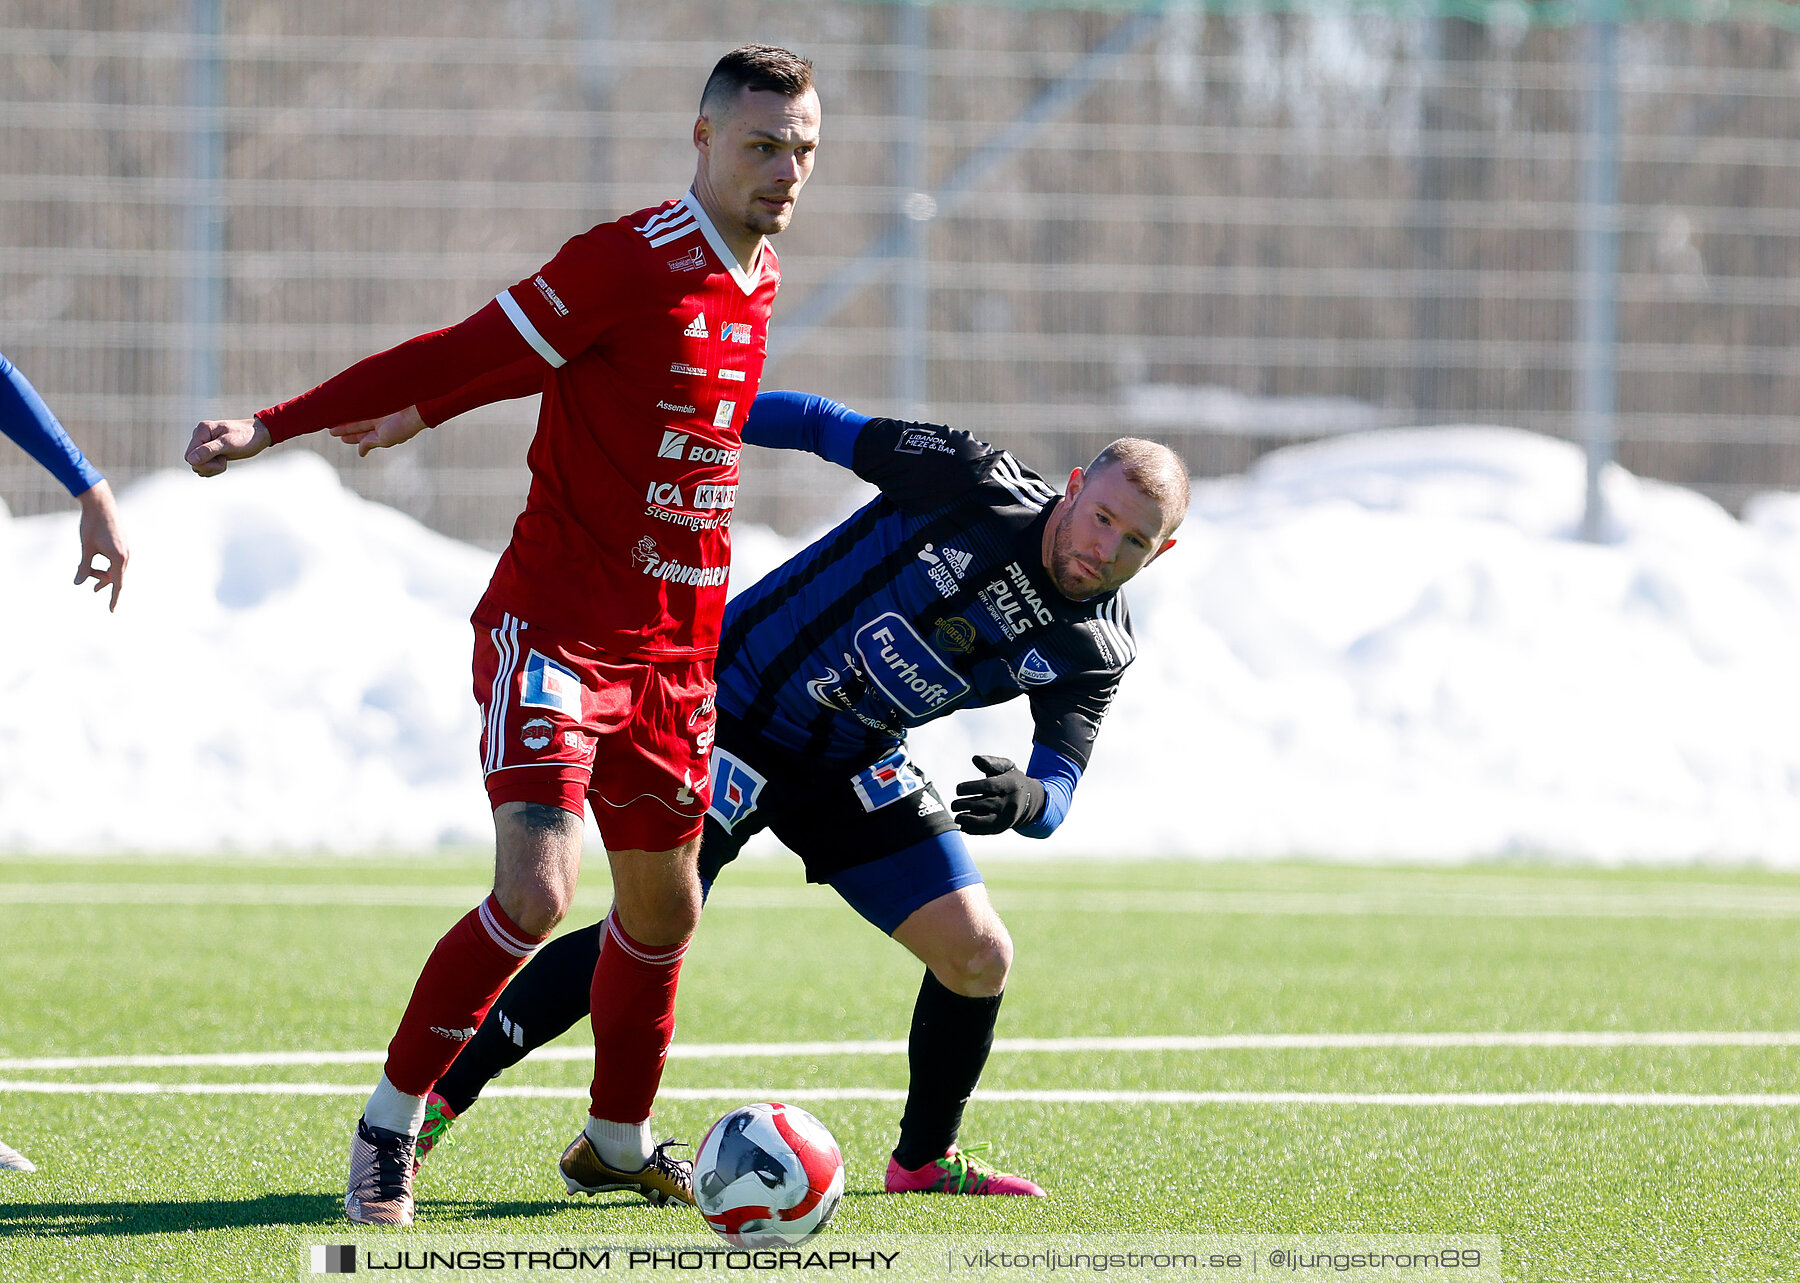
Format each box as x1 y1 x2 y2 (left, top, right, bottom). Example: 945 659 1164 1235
721 322 754 344
521 717 555 751
853 613 971 720
520 650 582 715
1014 647 1057 686
850 745 928 814
707 748 767 833
667 247 707 272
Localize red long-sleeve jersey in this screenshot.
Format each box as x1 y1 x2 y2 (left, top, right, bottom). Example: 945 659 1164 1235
260 194 779 659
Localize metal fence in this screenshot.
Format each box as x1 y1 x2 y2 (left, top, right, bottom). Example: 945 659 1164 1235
3 1 1798 544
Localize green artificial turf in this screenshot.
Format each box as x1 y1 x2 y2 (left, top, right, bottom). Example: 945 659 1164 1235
1 855 1797 1281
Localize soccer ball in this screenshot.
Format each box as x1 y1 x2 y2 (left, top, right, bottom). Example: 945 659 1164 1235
692 1102 845 1247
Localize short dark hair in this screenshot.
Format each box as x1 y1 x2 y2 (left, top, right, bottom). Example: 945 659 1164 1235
699 45 815 117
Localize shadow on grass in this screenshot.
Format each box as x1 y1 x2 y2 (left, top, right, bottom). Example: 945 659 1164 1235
0 1192 635 1237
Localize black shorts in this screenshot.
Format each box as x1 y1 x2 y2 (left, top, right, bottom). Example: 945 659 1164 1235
699 713 959 884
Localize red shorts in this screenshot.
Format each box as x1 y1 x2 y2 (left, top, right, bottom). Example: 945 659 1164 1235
472 610 716 853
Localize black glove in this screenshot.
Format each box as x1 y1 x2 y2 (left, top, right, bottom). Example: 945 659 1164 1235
951 754 1046 835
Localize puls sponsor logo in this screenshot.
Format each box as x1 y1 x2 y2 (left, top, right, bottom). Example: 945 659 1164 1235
656 400 697 415
629 536 727 587
980 561 1056 638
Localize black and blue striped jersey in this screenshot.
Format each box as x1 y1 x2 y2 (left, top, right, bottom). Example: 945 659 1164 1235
717 393 1136 781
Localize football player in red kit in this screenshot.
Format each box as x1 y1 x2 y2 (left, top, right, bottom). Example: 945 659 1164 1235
185 45 821 1226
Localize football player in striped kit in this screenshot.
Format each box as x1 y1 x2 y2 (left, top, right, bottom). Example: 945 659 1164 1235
402 390 1189 1198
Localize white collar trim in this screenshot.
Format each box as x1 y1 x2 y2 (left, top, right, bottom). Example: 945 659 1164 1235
684 192 764 296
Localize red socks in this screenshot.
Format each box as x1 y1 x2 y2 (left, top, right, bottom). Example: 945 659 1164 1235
383 895 547 1098
588 909 689 1124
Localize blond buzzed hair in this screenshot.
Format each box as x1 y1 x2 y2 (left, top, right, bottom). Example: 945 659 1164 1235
1086 438 1191 537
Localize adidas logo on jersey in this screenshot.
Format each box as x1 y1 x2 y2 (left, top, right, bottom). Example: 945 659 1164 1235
684 314 709 339
943 545 974 578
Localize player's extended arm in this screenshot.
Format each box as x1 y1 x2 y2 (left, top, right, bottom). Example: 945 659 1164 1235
951 746 1082 839
742 390 868 467
1 352 129 609
186 300 533 476
329 358 545 456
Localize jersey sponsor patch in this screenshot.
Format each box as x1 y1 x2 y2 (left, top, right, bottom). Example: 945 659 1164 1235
852 613 970 720
520 650 583 715
707 747 767 832
893 426 957 457
722 322 754 344
670 362 707 376
667 247 707 272
533 275 569 317
713 400 736 428
656 400 696 415
849 744 928 814
933 616 977 654
1014 647 1057 685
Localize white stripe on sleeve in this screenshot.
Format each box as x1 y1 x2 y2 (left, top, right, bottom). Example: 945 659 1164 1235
496 290 567 369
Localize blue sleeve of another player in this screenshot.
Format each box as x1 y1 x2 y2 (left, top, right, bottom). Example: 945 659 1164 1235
742 390 867 469
0 352 102 497
1018 743 1084 840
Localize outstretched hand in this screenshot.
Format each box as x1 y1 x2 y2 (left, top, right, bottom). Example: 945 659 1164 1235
75 479 129 612
330 406 428 457
951 754 1046 835
186 417 271 477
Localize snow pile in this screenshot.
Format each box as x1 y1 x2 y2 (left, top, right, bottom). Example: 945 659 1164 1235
5 429 1800 862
